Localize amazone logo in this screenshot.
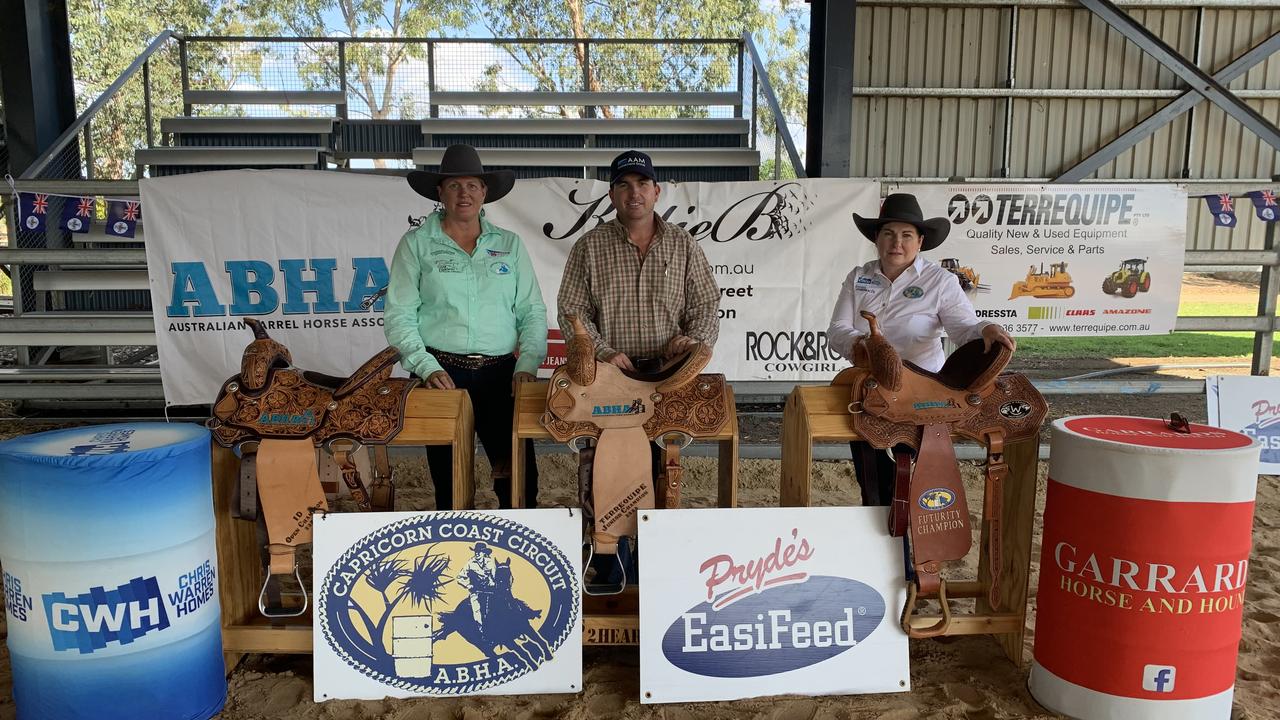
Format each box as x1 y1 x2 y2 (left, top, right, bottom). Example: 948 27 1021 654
592 400 645 416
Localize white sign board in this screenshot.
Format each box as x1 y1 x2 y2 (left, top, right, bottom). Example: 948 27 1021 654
141 171 880 404
911 184 1186 336
1207 374 1280 474
312 510 581 699
638 507 910 703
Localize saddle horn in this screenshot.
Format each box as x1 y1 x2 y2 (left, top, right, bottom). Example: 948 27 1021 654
857 311 902 392
564 315 597 387
244 317 272 340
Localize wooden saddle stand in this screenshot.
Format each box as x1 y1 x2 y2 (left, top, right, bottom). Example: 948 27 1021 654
542 316 728 595
835 311 1047 638
208 318 418 618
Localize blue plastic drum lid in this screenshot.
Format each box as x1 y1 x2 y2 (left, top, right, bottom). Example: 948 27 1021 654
0 423 227 720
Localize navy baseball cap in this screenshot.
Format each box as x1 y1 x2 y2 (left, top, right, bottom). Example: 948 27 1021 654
609 150 657 184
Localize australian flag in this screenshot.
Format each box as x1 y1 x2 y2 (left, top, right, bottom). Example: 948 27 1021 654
105 200 141 238
1204 193 1237 228
18 192 50 232
59 196 95 233
1247 190 1278 223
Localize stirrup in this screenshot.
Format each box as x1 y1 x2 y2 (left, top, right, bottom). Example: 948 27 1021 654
900 578 951 639
582 540 629 596
259 564 309 618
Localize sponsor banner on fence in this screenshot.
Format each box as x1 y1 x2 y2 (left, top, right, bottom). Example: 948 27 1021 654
312 510 582 700
1208 374 1280 473
638 507 909 703
911 184 1186 336
142 171 880 405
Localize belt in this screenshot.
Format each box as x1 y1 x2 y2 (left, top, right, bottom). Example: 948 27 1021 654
427 347 514 371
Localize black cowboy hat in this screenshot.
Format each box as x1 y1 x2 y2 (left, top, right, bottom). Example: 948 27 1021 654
407 144 515 203
852 193 950 251
470 542 492 555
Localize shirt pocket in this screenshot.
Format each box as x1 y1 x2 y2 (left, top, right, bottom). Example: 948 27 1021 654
480 257 519 310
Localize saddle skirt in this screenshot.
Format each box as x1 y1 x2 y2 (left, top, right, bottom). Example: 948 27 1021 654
209 323 416 448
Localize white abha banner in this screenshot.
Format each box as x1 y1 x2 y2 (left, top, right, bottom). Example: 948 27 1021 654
141 170 879 405
312 510 581 699
638 507 909 703
912 184 1186 336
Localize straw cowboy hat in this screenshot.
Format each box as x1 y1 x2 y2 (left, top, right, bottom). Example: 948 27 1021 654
407 144 515 203
852 193 950 251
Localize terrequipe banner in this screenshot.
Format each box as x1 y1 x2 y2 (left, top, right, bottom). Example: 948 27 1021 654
141 170 880 405
911 184 1186 336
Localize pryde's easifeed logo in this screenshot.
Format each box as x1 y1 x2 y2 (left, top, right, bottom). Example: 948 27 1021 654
661 529 886 678
1243 398 1280 462
43 577 171 654
320 513 579 694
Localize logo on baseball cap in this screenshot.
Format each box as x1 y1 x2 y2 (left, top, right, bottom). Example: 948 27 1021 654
609 150 657 184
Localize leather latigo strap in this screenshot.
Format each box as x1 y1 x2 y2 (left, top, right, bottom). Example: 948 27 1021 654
658 437 683 509
255 439 327 575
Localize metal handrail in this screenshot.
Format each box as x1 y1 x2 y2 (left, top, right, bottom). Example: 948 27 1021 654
182 35 742 44
20 30 181 179
743 32 805 178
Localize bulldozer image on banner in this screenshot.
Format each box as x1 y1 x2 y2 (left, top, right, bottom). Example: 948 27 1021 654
1102 258 1152 298
940 258 988 292
1009 261 1076 299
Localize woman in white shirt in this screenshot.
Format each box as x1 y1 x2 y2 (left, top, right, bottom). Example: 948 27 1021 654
827 193 1015 506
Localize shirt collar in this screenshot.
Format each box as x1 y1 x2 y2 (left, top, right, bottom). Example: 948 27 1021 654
607 213 670 246
873 254 925 280
422 211 500 247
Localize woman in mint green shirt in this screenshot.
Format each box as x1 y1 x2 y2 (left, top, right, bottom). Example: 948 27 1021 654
385 145 547 509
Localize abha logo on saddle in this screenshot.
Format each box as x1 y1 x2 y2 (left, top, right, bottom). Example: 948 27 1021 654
318 513 580 695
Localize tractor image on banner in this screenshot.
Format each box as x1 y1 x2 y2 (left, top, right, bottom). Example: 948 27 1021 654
1102 258 1152 298
940 258 987 293
1009 262 1076 300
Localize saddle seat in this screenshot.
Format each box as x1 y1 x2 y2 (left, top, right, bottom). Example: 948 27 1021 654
837 311 1046 637
208 318 418 617
542 316 728 594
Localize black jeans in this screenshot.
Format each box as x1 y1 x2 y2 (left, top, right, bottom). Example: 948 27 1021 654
421 355 538 510
849 440 896 507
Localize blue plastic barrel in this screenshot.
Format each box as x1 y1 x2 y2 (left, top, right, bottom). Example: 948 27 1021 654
0 423 226 720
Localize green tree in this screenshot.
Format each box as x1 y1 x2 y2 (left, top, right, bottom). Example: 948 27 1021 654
66 0 261 179
467 0 807 171
242 0 467 121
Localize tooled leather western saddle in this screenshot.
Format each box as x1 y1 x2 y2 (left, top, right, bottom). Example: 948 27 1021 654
208 318 418 616
541 316 728 594
834 311 1046 637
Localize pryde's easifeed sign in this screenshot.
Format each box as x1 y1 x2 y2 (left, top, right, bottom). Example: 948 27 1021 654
312 511 581 700
913 184 1186 336
639 508 909 703
1208 375 1280 474
141 171 879 404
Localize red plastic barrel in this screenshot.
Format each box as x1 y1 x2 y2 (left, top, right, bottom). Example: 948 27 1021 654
1031 416 1259 719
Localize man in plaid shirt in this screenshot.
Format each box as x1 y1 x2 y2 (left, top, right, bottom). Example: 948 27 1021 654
557 150 720 371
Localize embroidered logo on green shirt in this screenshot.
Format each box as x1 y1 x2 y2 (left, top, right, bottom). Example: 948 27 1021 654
490 261 512 275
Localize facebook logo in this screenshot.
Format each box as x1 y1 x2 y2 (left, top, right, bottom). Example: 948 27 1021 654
1142 665 1176 693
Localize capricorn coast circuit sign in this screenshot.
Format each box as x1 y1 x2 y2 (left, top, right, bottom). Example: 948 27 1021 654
312 511 581 700
912 184 1186 336
140 171 879 404
638 507 909 703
